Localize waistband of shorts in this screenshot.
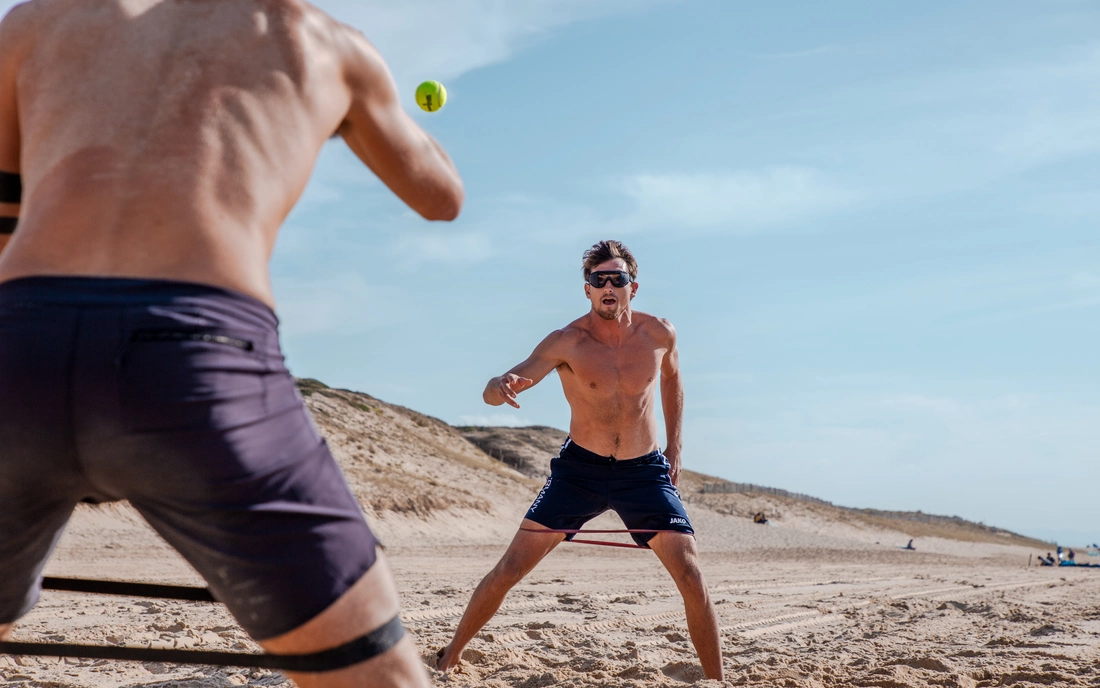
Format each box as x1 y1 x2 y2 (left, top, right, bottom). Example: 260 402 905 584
558 438 664 466
0 276 278 328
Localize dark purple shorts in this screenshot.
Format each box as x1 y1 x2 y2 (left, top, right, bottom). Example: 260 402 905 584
0 276 378 640
525 438 694 548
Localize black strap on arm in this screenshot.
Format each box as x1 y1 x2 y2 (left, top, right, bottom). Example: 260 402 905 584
0 171 20 204
0 216 14 235
0 614 406 672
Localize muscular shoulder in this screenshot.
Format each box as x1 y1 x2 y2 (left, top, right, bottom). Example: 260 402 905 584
633 311 676 348
0 1 48 58
296 2 388 91
0 0 50 23
0 1 44 111
557 315 603 346
541 322 587 353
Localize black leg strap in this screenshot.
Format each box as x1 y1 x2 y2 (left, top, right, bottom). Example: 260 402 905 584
273 614 406 672
0 614 406 672
41 576 217 602
0 171 20 204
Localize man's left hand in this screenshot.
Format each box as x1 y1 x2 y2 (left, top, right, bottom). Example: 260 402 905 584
665 447 682 487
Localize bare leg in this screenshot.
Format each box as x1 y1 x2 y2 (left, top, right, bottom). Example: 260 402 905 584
436 519 564 672
0 623 12 641
258 548 428 688
648 532 723 681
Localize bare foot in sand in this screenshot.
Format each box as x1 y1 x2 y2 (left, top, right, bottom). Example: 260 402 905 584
436 644 460 672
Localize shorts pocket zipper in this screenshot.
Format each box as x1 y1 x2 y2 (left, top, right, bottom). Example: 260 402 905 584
130 329 254 351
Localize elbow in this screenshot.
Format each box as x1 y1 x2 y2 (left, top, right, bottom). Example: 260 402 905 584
426 201 461 222
419 184 464 222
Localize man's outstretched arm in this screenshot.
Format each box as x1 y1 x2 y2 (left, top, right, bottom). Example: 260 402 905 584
336 27 463 222
484 330 568 408
659 321 684 485
0 7 23 256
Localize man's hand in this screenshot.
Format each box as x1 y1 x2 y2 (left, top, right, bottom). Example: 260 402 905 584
665 446 683 487
484 373 534 408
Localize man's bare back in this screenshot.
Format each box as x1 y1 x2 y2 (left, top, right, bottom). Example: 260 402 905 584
0 2 462 685
0 0 462 306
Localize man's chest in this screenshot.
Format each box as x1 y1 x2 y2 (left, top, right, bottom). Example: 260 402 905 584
563 339 663 396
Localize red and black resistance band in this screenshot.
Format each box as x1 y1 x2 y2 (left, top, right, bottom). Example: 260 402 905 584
0 577 404 672
520 527 679 549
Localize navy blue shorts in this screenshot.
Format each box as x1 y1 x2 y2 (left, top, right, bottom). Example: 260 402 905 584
525 439 694 548
0 277 379 640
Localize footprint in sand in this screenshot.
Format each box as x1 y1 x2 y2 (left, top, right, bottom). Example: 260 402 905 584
661 660 705 683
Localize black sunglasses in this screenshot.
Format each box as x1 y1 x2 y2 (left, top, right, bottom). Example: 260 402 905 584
587 270 633 288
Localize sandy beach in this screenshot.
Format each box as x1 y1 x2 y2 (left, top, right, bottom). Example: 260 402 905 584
3 384 1098 687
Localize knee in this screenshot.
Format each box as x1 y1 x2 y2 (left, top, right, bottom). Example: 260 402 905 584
491 558 527 588
670 563 707 596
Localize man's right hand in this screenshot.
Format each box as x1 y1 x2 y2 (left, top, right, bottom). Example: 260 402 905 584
484 374 534 408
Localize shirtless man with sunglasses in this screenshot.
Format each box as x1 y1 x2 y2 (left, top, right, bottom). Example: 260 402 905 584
0 1 462 686
437 240 723 680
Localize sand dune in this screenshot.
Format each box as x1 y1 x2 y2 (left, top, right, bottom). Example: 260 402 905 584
3 379 1097 687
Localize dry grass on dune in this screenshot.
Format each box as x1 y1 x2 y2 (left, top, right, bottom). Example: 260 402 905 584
296 379 540 532
458 425 568 478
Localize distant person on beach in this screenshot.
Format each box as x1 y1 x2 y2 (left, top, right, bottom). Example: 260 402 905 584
753 511 768 524
436 240 723 680
0 2 463 686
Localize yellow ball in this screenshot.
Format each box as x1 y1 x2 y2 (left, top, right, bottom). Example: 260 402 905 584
415 80 447 112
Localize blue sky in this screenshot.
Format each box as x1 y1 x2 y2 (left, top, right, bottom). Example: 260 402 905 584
276 0 1099 546
5 1 1097 545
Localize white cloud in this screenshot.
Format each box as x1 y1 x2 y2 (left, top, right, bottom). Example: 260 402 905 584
1022 190 1100 220
0 1 642 98
875 394 1031 423
615 167 860 233
390 229 496 265
316 1 646 87
297 179 344 206
982 44 1100 165
272 273 404 336
836 42 1100 195
753 45 844 60
406 166 861 249
456 413 534 427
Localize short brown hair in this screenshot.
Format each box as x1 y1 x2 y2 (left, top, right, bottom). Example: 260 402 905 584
581 240 638 280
